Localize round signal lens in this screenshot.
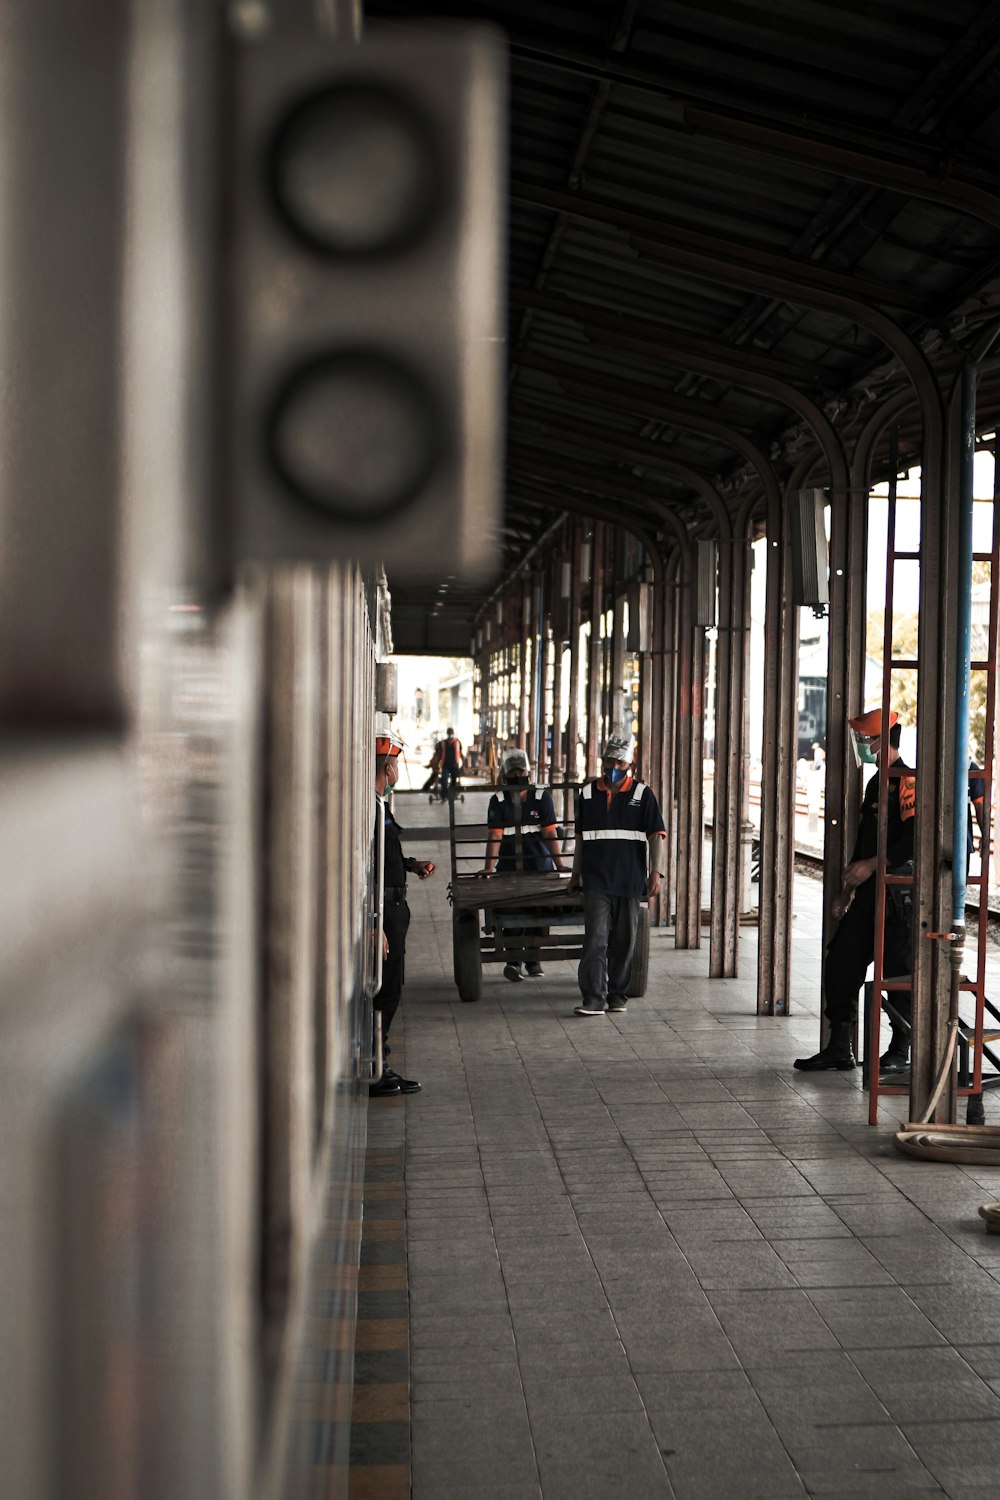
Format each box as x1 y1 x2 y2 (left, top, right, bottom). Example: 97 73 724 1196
267 82 441 257
266 349 444 520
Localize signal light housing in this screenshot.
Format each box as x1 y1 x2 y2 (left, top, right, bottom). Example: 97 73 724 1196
222 21 507 579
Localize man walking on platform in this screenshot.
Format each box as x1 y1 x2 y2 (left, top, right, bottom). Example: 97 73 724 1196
570 732 665 1016
438 726 463 802
794 708 915 1073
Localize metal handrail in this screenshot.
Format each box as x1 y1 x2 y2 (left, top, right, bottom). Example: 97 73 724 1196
365 1011 384 1085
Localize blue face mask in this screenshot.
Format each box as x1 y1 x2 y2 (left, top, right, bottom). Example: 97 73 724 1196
604 766 627 786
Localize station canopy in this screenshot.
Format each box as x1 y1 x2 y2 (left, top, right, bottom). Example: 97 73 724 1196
368 0 1000 650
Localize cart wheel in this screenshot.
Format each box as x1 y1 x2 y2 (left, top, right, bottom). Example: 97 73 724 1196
627 907 650 998
454 911 482 1003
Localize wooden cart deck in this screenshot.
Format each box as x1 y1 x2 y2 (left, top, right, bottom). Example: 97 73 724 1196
450 869 580 912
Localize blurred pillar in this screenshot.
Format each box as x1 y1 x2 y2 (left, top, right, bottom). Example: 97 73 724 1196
586 526 605 775
675 546 704 949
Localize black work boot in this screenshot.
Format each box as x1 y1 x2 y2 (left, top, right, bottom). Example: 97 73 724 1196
879 1017 910 1075
382 1067 421 1094
794 1022 856 1071
369 1074 402 1098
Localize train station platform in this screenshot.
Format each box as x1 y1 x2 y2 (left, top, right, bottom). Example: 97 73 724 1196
351 833 1000 1500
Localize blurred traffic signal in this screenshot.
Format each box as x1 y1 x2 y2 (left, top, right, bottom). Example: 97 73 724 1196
222 18 506 579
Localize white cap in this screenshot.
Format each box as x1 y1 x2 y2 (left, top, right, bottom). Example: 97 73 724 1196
602 732 634 762
502 748 530 776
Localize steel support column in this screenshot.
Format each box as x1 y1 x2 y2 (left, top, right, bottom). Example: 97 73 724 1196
478 643 491 750
737 536 757 923
910 401 950 1123
638 567 657 789
757 499 793 1014
586 526 604 776
522 587 532 760
674 559 693 947
549 551 564 785
500 636 508 743
527 575 541 767
757 451 849 1014
712 524 752 977
665 552 680 924
566 524 583 786
709 516 736 977
674 549 704 948
611 578 627 732
537 577 551 782
637 636 656 918
660 552 681 928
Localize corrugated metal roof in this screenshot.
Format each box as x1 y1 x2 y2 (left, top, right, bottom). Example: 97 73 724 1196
367 0 1000 642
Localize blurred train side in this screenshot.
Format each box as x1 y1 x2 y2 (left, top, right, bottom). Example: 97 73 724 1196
1 570 381 1500
0 7 383 1498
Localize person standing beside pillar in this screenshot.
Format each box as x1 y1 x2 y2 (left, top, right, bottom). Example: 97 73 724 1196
794 709 915 1073
372 730 435 1097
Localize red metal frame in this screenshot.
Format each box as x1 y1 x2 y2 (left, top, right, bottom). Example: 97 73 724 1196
961 446 1000 1097
869 438 999 1121
868 446 911 1122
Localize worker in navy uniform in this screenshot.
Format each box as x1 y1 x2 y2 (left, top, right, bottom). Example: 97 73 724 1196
570 732 665 1017
477 749 565 981
372 731 435 1098
795 708 915 1073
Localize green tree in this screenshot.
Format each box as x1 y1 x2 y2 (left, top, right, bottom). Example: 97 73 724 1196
865 557 991 758
865 610 919 726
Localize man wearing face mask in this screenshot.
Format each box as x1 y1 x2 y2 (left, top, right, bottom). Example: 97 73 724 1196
372 730 435 1097
478 749 565 980
794 708 915 1073
570 733 666 1016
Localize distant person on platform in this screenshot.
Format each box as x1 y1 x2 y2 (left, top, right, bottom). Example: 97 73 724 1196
794 708 915 1074
570 732 665 1017
438 727 463 802
421 741 441 795
372 730 435 1098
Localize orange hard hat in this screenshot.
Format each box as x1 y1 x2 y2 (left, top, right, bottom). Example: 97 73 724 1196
375 731 404 758
847 708 899 736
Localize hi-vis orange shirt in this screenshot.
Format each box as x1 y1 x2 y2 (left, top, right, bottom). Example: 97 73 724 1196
899 774 916 822
854 759 916 869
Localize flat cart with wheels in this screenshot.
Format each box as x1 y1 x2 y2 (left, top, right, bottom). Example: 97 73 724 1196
446 783 650 1002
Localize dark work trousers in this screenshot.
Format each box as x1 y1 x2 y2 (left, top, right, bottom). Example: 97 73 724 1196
499 922 544 962
376 896 410 1056
439 766 459 801
497 849 546 962
579 891 640 1006
824 876 912 1025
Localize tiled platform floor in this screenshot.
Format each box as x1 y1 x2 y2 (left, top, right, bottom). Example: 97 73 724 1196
369 848 1000 1499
